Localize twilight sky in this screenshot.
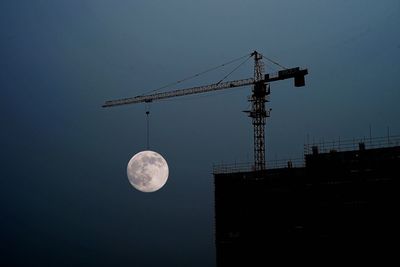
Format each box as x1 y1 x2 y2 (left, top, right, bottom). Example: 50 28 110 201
1 1 399 266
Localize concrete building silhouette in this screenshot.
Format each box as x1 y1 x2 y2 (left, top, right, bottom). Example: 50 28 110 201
213 136 398 266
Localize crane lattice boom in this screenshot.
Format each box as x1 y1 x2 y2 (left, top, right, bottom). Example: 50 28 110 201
102 78 255 107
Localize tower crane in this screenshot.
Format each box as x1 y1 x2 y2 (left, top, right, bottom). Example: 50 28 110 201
103 51 308 171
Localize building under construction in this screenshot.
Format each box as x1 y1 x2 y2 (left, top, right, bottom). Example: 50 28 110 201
213 136 399 266
102 51 397 264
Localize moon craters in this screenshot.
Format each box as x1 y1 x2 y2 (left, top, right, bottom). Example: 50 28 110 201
127 151 169 192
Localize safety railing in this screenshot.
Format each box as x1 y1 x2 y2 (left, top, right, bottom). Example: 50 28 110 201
214 135 400 174
213 157 305 174
304 135 400 155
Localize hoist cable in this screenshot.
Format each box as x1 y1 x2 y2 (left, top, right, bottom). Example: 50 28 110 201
145 104 150 150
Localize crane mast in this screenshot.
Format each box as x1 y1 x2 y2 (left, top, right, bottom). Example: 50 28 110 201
103 51 308 171
250 51 268 171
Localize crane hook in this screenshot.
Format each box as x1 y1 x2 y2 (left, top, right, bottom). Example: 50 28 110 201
145 104 150 150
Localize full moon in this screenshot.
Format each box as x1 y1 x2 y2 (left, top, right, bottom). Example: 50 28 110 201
127 150 169 192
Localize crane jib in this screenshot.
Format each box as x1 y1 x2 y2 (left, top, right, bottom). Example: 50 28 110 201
102 78 255 107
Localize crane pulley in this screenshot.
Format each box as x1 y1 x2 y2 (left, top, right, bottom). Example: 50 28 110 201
103 51 308 171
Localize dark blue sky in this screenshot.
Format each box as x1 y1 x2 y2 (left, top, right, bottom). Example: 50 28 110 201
1 1 399 266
